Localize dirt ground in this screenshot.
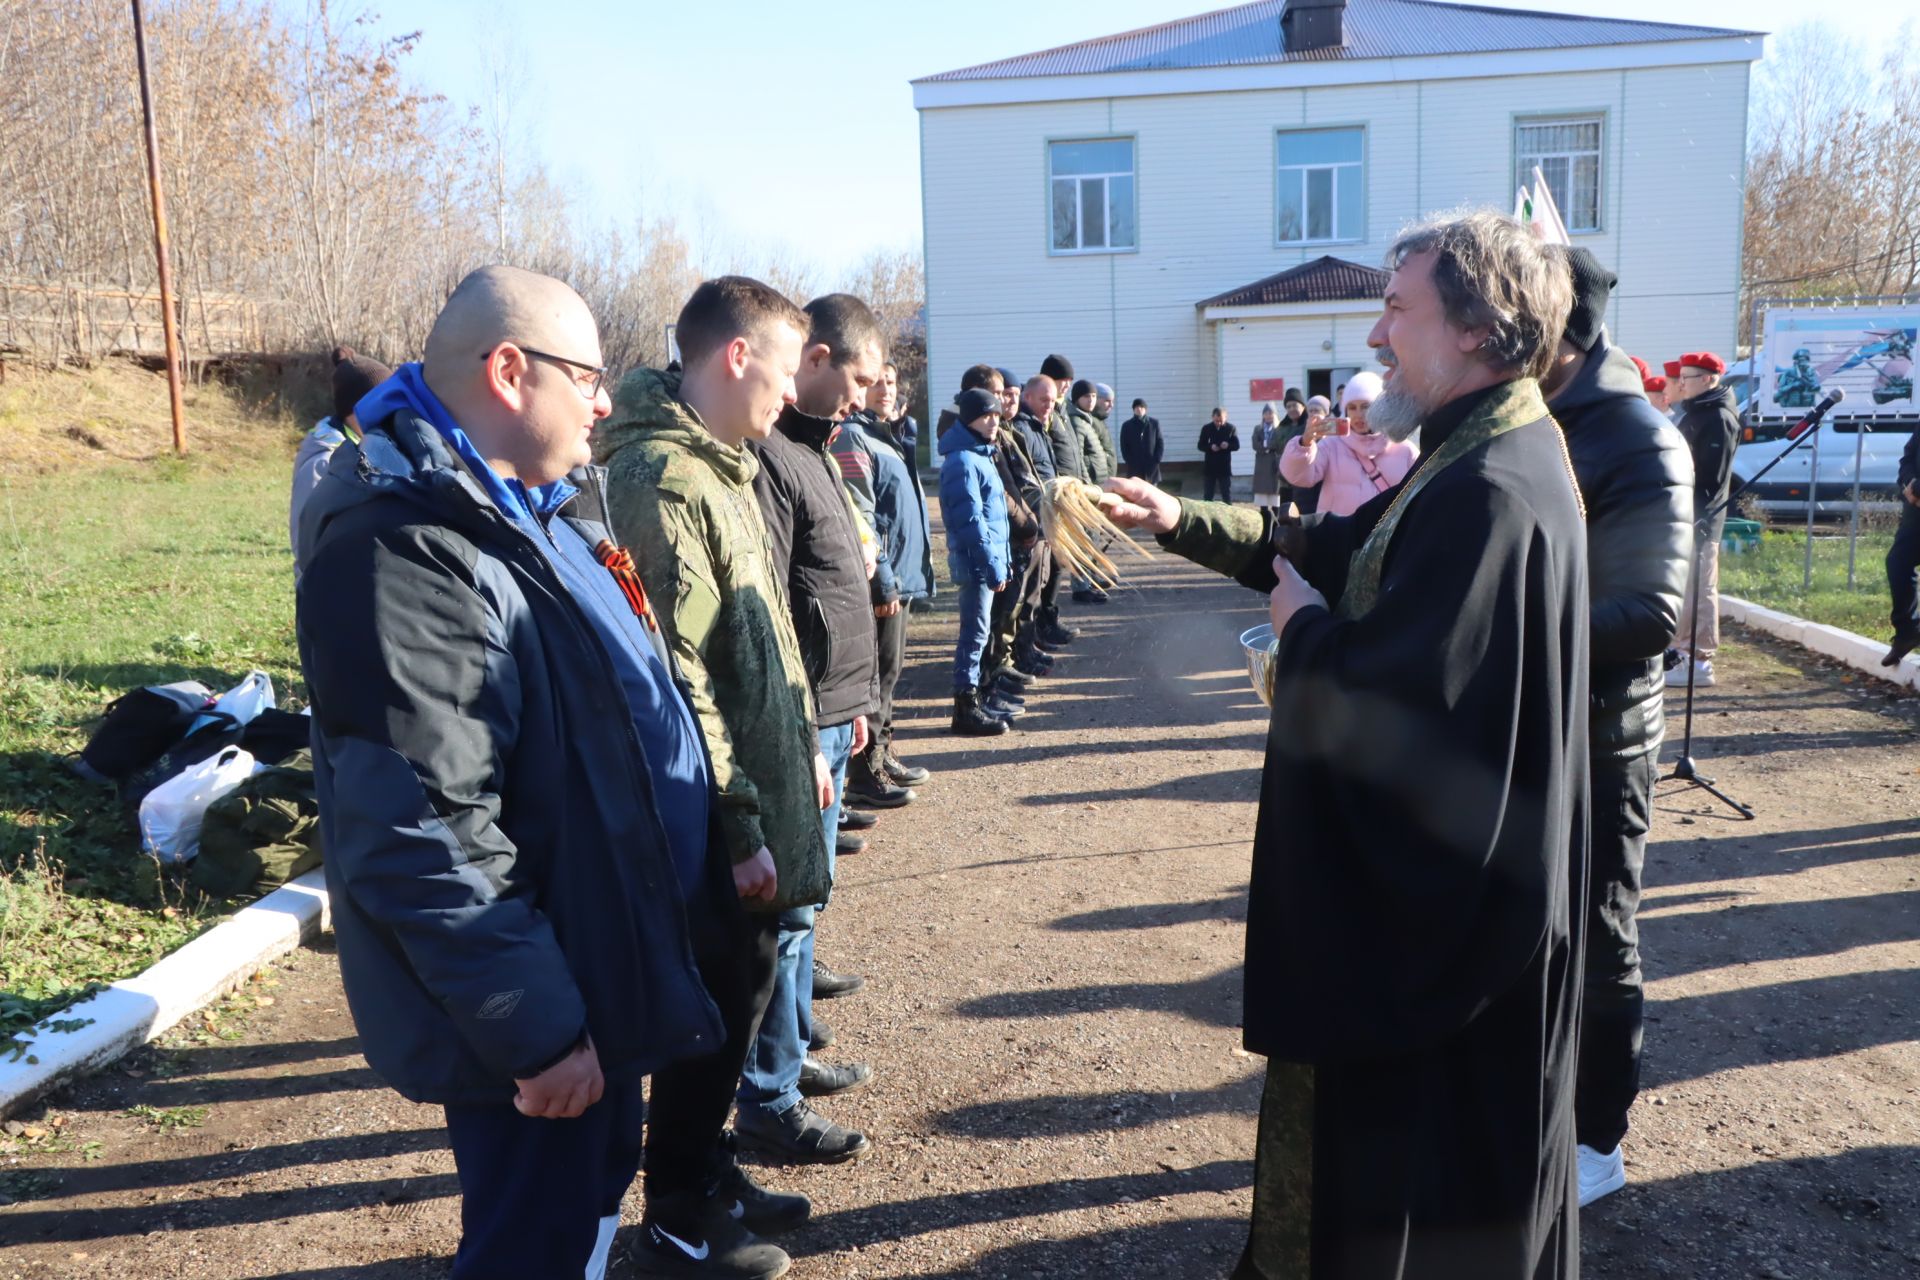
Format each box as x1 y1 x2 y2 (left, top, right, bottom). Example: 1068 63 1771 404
3 547 1917 1279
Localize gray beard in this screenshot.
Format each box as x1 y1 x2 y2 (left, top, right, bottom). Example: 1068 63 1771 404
1367 383 1426 442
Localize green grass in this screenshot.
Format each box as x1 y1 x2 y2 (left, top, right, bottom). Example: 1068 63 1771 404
1719 523 1898 639
0 447 303 1059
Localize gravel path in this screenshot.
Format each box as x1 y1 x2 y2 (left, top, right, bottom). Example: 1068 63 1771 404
3 546 1916 1279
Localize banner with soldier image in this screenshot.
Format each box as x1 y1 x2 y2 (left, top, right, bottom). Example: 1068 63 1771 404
1758 303 1917 418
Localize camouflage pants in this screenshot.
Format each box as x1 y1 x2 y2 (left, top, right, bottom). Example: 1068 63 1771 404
1232 1060 1314 1279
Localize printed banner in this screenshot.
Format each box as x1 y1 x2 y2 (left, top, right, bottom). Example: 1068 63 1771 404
1758 305 1917 418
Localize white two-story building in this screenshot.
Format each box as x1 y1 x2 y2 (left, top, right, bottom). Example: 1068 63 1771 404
913 0 1763 470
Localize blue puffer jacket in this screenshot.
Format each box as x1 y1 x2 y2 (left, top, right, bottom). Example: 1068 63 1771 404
296 409 731 1105
937 421 1011 587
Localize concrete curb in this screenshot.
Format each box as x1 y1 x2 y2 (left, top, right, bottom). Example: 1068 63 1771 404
0 870 330 1120
1721 595 1919 691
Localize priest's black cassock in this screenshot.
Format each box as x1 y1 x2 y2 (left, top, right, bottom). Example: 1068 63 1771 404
1160 377 1590 1280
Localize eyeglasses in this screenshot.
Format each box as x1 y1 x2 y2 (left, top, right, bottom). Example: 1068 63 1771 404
485 344 609 400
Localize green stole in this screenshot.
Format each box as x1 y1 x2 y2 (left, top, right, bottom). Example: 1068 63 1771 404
1335 378 1550 620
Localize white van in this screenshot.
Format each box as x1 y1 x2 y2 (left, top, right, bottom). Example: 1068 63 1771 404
1729 415 1916 518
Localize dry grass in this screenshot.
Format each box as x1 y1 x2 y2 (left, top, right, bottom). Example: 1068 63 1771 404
0 359 302 478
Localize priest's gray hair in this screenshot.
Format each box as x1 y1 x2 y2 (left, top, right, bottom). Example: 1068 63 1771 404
1387 211 1572 382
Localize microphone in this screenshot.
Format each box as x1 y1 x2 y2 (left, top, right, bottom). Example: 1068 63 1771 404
1786 387 1845 440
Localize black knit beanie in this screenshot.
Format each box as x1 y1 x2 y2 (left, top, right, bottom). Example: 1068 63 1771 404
332 346 394 425
1040 353 1074 382
1070 379 1095 403
1561 249 1616 353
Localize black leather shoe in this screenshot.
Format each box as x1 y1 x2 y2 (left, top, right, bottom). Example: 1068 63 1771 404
734 1099 871 1165
838 807 877 831
882 746 930 785
798 1055 872 1097
835 831 867 856
811 958 866 999
1883 628 1918 667
808 1017 834 1050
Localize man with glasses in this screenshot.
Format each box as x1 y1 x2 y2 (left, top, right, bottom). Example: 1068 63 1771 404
1668 351 1740 689
297 266 787 1279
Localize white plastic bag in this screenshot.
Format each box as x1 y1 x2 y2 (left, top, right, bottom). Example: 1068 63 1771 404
190 670 275 735
138 746 258 864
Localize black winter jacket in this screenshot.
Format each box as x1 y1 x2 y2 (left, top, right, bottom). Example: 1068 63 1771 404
1898 425 1919 493
1009 410 1058 484
1675 382 1740 531
1554 333 1697 672
752 407 879 728
1121 414 1164 480
297 412 729 1105
1198 421 1240 476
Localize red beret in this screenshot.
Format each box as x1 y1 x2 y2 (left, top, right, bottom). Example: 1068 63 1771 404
1630 355 1651 380
1643 376 1667 394
1662 360 1683 379
1679 351 1726 375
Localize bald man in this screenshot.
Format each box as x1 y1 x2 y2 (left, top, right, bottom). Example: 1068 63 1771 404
297 266 790 1280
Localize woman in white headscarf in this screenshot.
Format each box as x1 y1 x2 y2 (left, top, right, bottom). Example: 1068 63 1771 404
1277 371 1419 518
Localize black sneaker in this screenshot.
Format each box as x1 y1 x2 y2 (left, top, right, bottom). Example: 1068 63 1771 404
808 1017 834 1050
838 807 877 832
798 1055 872 1097
988 663 1033 690
982 687 1026 721
734 1099 871 1165
834 830 867 856
634 1197 791 1278
812 958 866 999
881 746 929 786
716 1156 811 1237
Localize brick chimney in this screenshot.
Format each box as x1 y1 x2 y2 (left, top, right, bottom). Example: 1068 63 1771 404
1282 0 1347 53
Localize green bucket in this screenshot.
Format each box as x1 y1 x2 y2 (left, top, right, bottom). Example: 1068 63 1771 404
1722 518 1763 554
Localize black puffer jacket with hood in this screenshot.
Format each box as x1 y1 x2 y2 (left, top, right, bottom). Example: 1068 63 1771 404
1552 330 1696 733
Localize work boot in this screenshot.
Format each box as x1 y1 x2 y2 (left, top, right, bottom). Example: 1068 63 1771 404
838 807 877 832
798 1055 873 1098
842 745 914 808
1037 607 1077 646
633 1188 791 1279
1014 635 1053 676
811 957 866 999
988 662 1033 690
951 689 1008 737
734 1099 871 1165
834 830 867 856
881 739 929 786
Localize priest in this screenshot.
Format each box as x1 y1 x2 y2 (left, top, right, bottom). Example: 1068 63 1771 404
1105 211 1590 1280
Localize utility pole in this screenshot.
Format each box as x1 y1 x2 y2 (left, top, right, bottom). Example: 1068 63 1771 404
130 0 187 456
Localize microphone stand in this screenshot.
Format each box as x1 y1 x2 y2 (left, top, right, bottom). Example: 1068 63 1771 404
1661 397 1839 818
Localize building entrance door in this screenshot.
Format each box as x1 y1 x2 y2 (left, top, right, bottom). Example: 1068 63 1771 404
1307 366 1362 404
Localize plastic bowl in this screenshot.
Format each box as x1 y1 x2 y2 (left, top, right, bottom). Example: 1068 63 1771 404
1240 622 1278 709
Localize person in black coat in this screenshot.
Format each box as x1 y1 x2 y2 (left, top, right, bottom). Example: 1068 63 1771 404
1887 426 1920 665
1198 406 1239 502
1669 351 1740 687
1120 397 1164 482
1542 247 1695 1206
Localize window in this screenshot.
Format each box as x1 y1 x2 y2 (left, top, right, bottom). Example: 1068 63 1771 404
1276 128 1364 244
1049 139 1136 253
1516 116 1603 233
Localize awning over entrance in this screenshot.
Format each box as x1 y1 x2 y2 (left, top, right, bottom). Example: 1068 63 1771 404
1197 255 1390 311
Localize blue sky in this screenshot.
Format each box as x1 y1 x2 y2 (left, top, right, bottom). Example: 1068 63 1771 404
313 0 1884 277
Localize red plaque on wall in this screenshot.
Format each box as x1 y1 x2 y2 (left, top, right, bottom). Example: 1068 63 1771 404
1249 377 1287 401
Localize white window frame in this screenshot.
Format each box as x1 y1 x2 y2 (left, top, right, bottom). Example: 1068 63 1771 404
1047 137 1137 256
1514 114 1605 234
1275 126 1366 247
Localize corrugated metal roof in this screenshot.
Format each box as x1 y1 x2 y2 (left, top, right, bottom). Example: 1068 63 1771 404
1198 256 1391 308
917 0 1762 83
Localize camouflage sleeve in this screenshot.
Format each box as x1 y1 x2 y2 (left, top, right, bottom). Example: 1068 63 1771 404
613 483 767 864
1156 497 1273 585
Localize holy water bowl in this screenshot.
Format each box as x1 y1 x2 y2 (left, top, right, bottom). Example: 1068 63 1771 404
1240 623 1279 709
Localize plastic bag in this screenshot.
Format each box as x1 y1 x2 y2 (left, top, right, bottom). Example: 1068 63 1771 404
190 671 275 735
138 745 258 864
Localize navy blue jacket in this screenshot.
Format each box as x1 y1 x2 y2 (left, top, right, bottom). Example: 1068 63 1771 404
296 410 730 1105
833 410 936 604
938 421 1012 586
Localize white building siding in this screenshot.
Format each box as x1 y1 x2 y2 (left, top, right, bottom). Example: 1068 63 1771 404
920 60 1751 467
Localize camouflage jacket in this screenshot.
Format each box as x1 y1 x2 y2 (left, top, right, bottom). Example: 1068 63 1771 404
593 367 829 911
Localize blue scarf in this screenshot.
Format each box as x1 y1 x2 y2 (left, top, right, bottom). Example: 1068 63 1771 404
355 363 575 526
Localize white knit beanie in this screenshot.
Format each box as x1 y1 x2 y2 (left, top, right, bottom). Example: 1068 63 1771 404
1341 370 1385 413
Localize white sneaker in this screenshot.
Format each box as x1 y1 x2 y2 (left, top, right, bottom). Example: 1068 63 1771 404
1577 1143 1626 1207
1692 658 1716 687
1664 662 1690 688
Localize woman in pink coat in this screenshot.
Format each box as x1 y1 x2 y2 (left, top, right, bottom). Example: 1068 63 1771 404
1277 371 1418 517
